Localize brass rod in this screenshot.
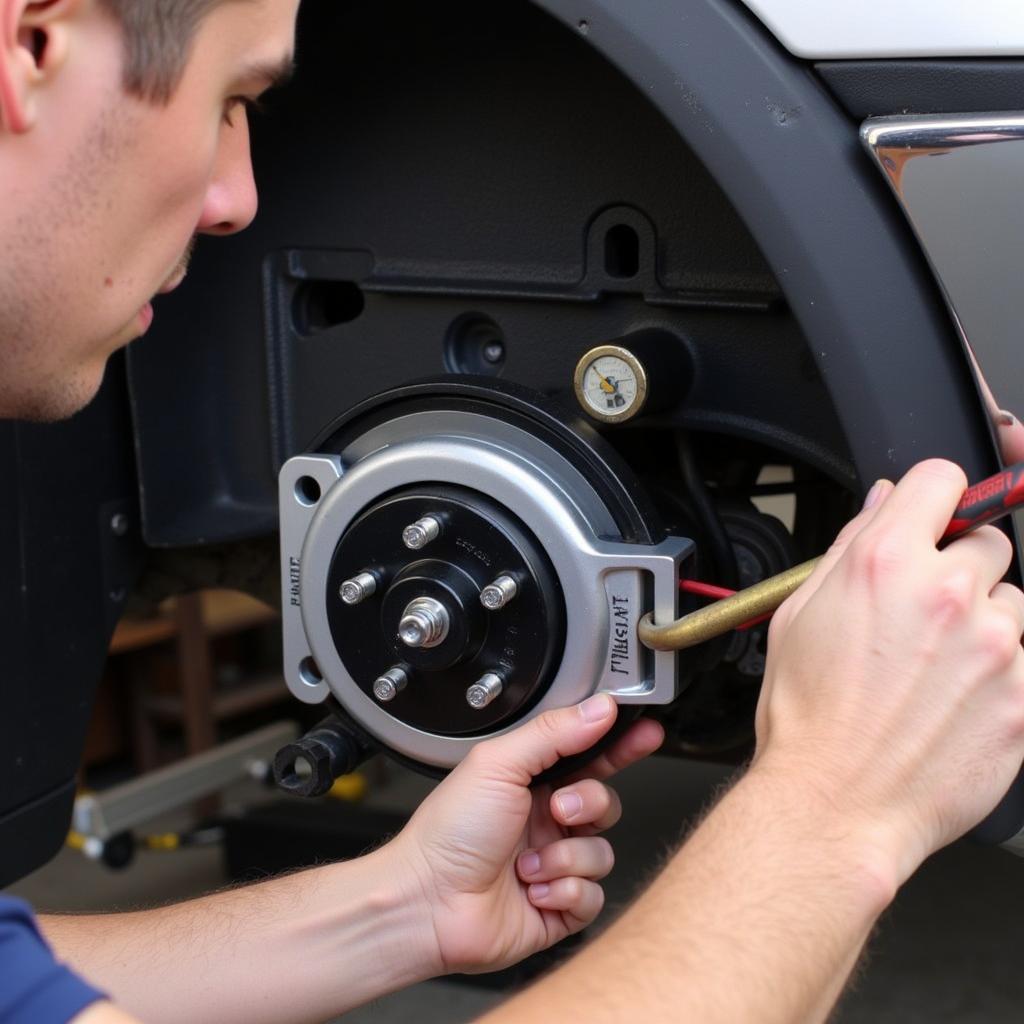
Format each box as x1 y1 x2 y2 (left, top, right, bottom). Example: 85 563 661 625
638 557 822 652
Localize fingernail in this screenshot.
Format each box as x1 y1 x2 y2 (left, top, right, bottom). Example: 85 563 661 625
862 480 885 510
999 409 1017 427
556 792 583 820
520 851 541 877
529 883 550 900
580 693 613 723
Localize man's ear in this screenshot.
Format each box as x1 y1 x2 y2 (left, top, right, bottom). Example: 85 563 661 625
0 0 80 134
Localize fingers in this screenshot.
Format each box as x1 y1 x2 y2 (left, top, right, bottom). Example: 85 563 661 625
470 694 618 785
995 411 1024 465
561 717 665 786
549 778 622 833
525 876 605 934
870 459 968 547
517 836 615 885
943 525 1015 590
991 582 1024 634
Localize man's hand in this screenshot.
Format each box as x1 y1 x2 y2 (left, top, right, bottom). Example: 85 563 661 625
483 460 1024 1024
390 695 664 976
754 458 1024 885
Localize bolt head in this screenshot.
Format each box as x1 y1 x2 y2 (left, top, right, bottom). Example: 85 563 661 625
374 678 399 702
466 672 503 710
480 576 518 611
399 619 428 648
110 513 129 537
466 685 490 709
403 525 428 550
402 516 441 551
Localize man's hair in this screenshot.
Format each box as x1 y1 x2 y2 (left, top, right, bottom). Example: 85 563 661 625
97 0 231 103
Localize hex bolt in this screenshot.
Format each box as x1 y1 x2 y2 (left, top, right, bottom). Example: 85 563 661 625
480 575 518 611
340 571 379 606
398 597 450 649
402 515 442 551
109 513 129 537
467 673 504 710
373 667 409 704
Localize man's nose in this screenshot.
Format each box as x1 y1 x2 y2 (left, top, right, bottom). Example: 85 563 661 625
197 116 259 236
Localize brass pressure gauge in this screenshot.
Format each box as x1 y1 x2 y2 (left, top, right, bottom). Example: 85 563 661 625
573 345 649 424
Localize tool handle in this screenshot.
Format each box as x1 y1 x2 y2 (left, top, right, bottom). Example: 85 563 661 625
943 460 1024 544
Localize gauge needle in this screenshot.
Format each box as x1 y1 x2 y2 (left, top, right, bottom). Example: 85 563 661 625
599 375 617 394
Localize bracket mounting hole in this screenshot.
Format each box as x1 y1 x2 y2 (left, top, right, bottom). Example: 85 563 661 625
295 476 322 507
298 656 324 687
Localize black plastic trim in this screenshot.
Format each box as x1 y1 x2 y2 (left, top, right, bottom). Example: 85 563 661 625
817 59 1024 120
531 0 994 490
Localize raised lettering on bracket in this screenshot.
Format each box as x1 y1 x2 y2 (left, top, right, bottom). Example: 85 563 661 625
609 594 631 675
289 556 301 607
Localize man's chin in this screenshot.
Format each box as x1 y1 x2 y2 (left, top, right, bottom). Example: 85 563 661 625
3 365 108 423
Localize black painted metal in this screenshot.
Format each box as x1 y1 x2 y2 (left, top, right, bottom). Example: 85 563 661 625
127 0 850 547
530 0 994 490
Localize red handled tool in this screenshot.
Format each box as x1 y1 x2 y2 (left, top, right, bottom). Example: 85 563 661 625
943 461 1024 544
668 461 1024 640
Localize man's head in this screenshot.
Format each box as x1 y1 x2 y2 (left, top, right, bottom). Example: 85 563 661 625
0 0 299 421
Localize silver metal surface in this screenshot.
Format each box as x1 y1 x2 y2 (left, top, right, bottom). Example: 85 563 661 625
862 114 1024 473
403 516 442 551
398 597 450 649
340 571 378 606
480 575 518 611
373 667 409 703
72 723 299 841
282 411 691 768
279 455 343 705
467 673 504 710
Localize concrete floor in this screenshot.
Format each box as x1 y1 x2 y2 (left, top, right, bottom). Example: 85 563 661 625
9 753 1024 1022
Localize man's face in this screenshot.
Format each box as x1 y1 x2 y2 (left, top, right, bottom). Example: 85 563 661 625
0 0 300 421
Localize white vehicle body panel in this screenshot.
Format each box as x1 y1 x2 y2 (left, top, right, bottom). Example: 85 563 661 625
740 0 1024 59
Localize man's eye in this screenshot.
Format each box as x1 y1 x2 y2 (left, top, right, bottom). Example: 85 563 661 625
222 96 265 127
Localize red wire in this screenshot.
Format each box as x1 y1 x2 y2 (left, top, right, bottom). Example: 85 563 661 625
678 579 773 632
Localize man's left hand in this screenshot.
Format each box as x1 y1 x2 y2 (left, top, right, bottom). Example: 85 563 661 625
390 694 663 976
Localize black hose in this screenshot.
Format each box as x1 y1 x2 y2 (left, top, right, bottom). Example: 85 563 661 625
675 432 740 591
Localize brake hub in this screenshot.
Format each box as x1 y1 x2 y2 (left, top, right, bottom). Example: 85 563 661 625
279 380 693 771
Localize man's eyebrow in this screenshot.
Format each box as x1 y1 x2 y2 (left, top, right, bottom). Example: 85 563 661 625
237 54 296 93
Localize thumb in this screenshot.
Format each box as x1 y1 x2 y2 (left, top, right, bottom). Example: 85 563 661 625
469 695 619 786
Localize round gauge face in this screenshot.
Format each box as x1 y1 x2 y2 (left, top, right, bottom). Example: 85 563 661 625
573 346 648 423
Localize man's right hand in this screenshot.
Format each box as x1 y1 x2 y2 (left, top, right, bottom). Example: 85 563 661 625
753 459 1024 885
